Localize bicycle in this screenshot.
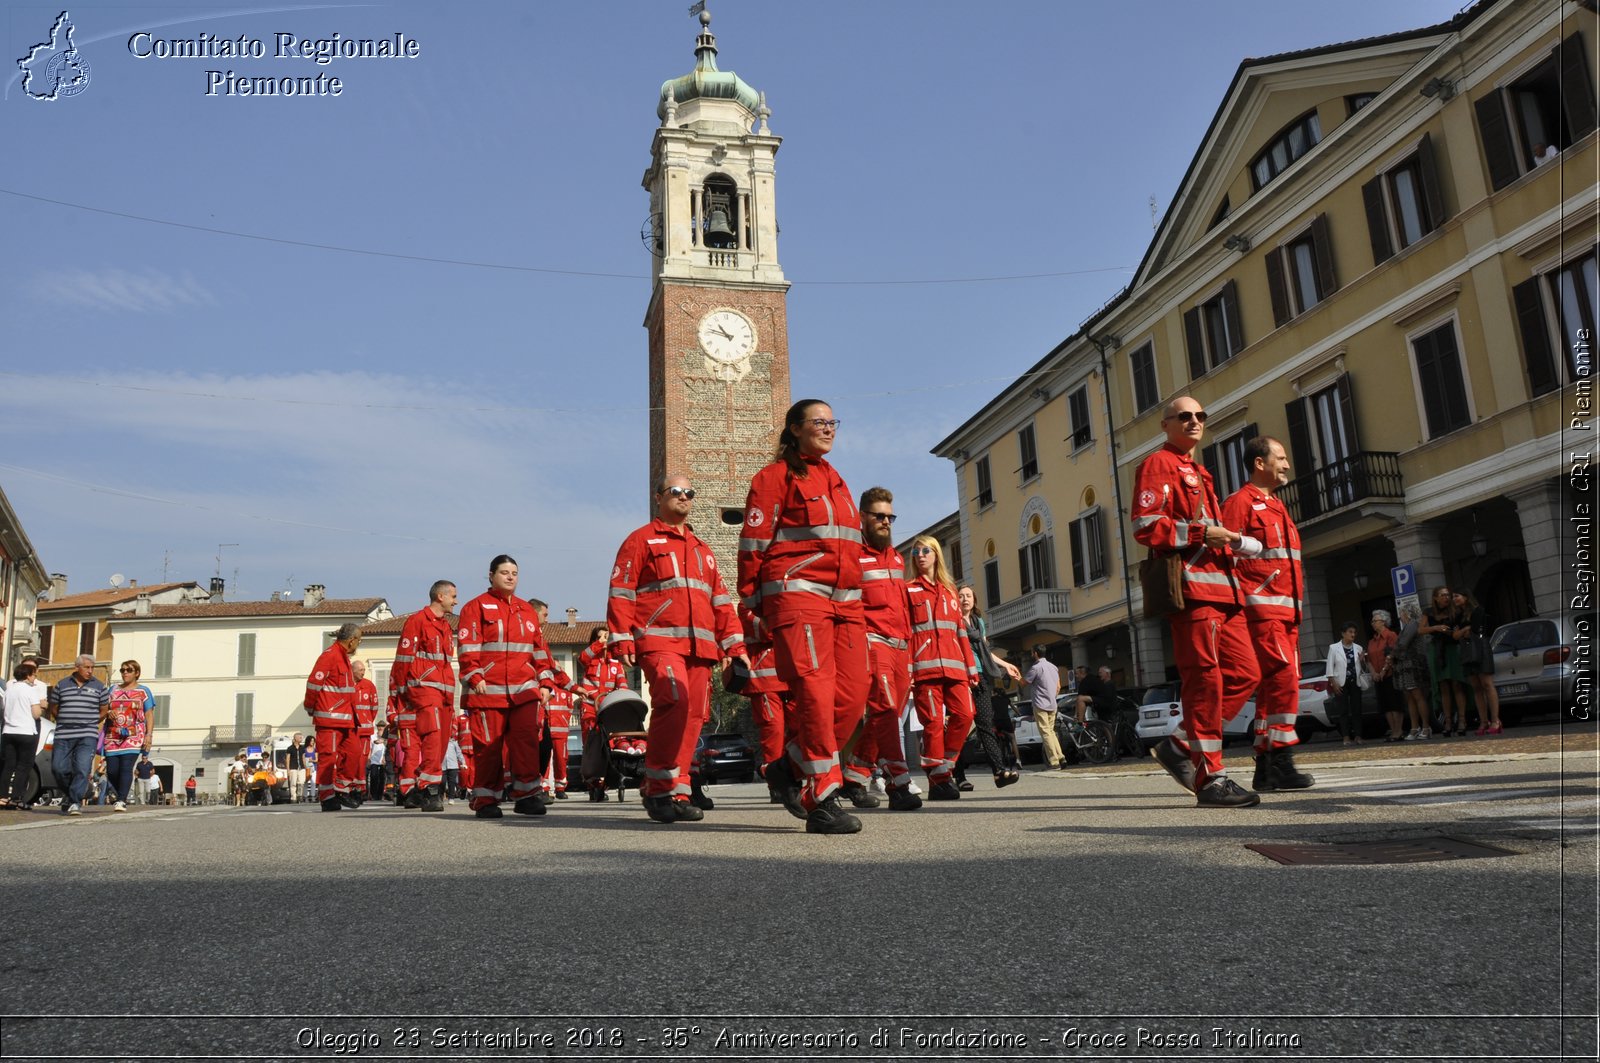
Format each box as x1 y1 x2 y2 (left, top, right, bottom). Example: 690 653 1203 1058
1054 713 1116 765
1095 696 1144 760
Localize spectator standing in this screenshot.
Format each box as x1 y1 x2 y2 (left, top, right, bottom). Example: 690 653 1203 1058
957 584 1023 789
442 733 462 802
367 728 388 802
1324 623 1372 745
184 774 198 805
1024 646 1064 770
1 662 45 810
1422 586 1470 736
146 769 162 806
46 654 110 816
104 661 155 811
1394 604 1432 740
279 733 307 803
1368 611 1403 741
134 754 155 805
1455 590 1503 735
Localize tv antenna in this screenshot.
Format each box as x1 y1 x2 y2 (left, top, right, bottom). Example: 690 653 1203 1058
215 544 238 579
109 573 125 588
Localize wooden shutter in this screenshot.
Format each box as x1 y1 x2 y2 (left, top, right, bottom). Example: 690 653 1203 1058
1042 535 1057 589
151 695 171 729
1200 441 1221 490
1416 133 1449 230
1334 374 1363 456
1474 91 1520 192
1512 276 1558 396
1018 547 1032 595
1068 520 1086 587
1362 176 1394 265
1284 398 1316 518
1311 214 1337 299
237 633 256 677
1560 32 1598 141
154 635 174 679
1221 280 1244 357
1265 248 1290 327
1183 307 1207 380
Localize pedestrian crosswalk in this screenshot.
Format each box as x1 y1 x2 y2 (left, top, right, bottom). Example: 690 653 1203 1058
1314 772 1598 833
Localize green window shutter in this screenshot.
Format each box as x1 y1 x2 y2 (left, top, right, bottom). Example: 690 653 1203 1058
237 633 256 677
154 635 174 679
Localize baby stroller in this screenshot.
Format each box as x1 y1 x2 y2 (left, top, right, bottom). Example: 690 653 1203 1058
581 688 649 802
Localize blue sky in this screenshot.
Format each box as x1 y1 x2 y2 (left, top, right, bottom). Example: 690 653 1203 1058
1 0 1465 616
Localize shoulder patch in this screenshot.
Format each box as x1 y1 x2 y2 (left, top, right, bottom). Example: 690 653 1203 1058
1137 489 1156 508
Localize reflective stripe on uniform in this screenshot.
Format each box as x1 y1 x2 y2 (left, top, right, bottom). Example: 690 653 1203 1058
773 525 863 545
758 578 862 602
866 634 908 650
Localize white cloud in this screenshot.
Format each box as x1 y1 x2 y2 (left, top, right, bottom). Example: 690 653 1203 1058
27 268 216 314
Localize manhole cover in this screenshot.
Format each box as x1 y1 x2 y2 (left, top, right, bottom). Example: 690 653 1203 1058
1246 836 1518 865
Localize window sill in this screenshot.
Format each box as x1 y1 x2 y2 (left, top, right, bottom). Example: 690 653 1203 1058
1019 473 1041 489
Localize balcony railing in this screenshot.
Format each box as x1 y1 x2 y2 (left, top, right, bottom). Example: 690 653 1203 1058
208 724 272 747
987 588 1071 637
1278 451 1403 524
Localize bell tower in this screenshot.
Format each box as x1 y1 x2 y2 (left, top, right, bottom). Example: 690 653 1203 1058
642 5 790 577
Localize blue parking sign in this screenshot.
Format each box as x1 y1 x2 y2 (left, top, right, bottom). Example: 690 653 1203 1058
1391 563 1417 600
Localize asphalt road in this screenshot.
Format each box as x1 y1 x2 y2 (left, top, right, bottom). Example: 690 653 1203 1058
1 735 1594 1063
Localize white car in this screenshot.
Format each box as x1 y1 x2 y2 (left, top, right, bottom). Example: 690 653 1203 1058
1133 662 1337 750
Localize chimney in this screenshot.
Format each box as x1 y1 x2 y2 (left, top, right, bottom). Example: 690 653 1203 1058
134 593 151 617
209 577 225 602
303 584 326 609
128 578 138 588
49 573 67 601
269 590 281 602
566 607 578 626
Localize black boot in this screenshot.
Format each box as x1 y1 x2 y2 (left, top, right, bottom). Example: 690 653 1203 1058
512 795 547 816
689 780 715 811
643 794 679 823
764 758 806 820
805 795 862 835
1251 753 1275 792
841 782 881 808
320 796 344 812
419 785 445 812
1270 747 1315 790
886 787 923 811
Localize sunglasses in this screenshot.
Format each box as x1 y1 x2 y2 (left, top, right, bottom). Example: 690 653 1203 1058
909 546 935 556
865 512 897 524
805 418 842 431
1165 410 1208 424
120 667 137 673
664 487 696 499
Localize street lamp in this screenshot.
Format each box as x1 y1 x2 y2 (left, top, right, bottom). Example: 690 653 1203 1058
1352 570 1369 591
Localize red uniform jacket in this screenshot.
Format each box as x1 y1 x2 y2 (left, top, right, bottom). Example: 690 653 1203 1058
738 456 864 628
544 686 574 733
578 642 629 702
452 712 474 758
735 603 787 695
456 590 558 709
1131 442 1244 607
906 577 979 684
1222 484 1304 623
354 678 378 735
391 607 457 712
305 643 356 728
859 543 911 646
608 518 744 661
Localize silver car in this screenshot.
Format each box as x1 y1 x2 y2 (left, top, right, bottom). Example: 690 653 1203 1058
1491 613 1590 714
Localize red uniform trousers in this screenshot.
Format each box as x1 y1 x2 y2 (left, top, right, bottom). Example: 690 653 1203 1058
411 705 446 791
845 640 911 789
343 736 370 794
397 726 419 795
639 652 713 800
455 720 476 795
912 678 974 784
1249 618 1301 753
543 708 571 794
750 692 788 767
1167 603 1261 786
771 616 869 811
314 727 363 800
467 701 544 810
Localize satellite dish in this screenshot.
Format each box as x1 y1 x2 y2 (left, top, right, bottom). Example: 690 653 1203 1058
109 573 125 588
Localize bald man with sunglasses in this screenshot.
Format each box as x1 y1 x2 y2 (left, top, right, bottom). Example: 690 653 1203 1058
1131 396 1262 807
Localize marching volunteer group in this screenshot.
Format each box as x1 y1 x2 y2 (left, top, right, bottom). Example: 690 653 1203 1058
304 394 1316 834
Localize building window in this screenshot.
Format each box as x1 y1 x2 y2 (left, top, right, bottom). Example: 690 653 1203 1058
1251 109 1322 190
1286 374 1365 516
1129 343 1159 414
1476 32 1597 191
1201 422 1260 502
1266 215 1337 326
237 633 257 678
376 666 392 704
1067 510 1107 587
1410 323 1473 438
1183 280 1244 380
974 456 994 509
1068 387 1092 449
1362 135 1448 265
949 541 963 584
37 625 52 661
77 622 95 659
1513 247 1599 396
1018 534 1055 594
1210 195 1230 229
1017 424 1039 482
1346 92 1377 115
154 635 174 679
983 558 1001 610
150 694 171 729
235 692 254 734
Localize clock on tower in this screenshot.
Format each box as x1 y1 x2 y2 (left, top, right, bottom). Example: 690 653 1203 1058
641 5 790 579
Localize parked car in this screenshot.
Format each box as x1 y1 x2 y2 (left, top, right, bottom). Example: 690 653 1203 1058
25 718 57 805
693 732 757 783
1134 661 1347 749
1491 613 1590 716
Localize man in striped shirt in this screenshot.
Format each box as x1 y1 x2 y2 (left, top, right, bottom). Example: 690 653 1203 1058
46 655 109 815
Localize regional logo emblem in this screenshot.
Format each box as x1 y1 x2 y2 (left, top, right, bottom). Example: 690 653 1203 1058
18 12 91 101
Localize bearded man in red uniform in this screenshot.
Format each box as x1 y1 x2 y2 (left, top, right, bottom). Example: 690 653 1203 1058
1222 437 1315 793
390 579 459 812
1131 396 1262 807
607 474 746 824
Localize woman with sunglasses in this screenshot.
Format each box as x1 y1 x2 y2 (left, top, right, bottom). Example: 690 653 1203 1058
103 660 156 811
957 585 1023 788
905 536 981 799
738 399 867 835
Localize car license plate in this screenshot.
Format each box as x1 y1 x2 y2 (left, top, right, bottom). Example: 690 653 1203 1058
1142 709 1164 721
1497 683 1529 696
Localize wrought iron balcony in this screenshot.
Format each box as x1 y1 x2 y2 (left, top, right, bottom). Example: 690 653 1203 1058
987 588 1072 637
1277 451 1403 524
208 724 272 747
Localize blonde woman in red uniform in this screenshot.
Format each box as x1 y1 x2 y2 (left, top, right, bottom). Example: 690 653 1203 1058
905 535 980 801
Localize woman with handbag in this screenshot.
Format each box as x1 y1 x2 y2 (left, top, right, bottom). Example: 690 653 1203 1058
1454 590 1502 735
1367 611 1403 741
957 585 1023 788
1421 586 1470 737
103 660 156 811
1394 604 1432 740
1323 622 1372 745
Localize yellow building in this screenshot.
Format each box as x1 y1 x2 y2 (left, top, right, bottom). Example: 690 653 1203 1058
940 0 1595 685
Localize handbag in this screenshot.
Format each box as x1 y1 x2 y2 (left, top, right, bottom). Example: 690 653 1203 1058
1458 636 1483 667
1140 550 1185 619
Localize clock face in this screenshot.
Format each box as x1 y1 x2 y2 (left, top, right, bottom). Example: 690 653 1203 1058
697 309 756 364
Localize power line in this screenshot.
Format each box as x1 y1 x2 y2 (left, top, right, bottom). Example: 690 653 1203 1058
0 186 1134 287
